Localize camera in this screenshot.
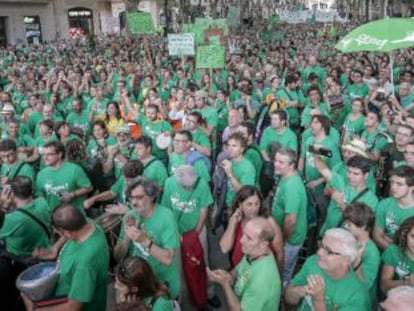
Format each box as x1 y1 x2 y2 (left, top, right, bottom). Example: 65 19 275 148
308 145 333 158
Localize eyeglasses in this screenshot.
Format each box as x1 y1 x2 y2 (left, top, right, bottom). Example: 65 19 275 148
43 152 57 157
173 139 188 143
319 242 343 256
129 194 147 201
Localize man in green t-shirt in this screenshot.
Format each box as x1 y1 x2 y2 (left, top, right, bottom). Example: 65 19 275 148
315 155 379 237
135 135 168 189
168 130 211 182
114 177 181 298
208 217 281 311
35 141 93 211
260 109 298 160
84 160 143 209
285 228 371 310
22 204 110 311
374 165 414 250
273 147 308 285
0 139 35 185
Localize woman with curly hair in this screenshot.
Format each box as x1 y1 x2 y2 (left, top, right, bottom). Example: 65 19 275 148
381 216 414 293
115 257 174 311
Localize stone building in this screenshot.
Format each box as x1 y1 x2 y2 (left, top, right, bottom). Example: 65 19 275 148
0 0 163 45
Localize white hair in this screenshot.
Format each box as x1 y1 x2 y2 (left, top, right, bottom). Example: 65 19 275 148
383 286 414 311
174 165 198 189
325 228 358 263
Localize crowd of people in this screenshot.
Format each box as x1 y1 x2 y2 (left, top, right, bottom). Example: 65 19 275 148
0 17 414 311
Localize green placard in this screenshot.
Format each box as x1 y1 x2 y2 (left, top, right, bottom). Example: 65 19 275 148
196 45 225 69
127 12 155 34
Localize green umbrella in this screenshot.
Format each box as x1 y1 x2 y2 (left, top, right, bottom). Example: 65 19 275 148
335 18 414 53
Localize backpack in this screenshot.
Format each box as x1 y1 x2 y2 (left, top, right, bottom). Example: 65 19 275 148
185 150 212 172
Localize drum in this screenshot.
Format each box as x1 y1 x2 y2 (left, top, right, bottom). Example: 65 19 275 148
95 212 123 249
156 132 172 150
16 262 60 301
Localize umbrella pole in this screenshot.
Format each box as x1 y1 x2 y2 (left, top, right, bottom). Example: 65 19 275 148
389 52 394 96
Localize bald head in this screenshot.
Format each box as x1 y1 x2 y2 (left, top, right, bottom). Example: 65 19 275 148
52 204 87 231
248 217 275 244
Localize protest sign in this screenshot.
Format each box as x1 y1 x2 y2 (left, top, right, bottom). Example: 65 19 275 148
127 12 155 34
196 45 225 69
168 33 195 56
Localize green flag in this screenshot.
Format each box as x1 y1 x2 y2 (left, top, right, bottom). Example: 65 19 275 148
127 12 155 34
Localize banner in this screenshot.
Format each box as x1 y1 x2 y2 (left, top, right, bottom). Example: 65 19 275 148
168 33 195 56
277 9 348 24
196 45 225 69
127 12 155 34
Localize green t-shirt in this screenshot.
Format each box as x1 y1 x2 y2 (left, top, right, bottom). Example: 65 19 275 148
245 145 263 187
234 254 281 311
320 172 378 236
272 172 308 245
118 206 181 298
276 88 301 126
361 240 381 304
300 135 341 186
225 157 256 207
192 128 211 150
346 83 369 101
0 161 35 183
35 162 92 211
215 100 229 132
342 114 366 140
161 175 213 234
382 244 414 280
66 110 91 136
54 225 109 311
138 115 173 160
259 126 298 156
291 255 371 311
12 134 35 149
301 103 331 127
360 129 389 155
142 157 168 189
195 106 218 147
143 296 174 311
375 197 414 240
0 198 51 256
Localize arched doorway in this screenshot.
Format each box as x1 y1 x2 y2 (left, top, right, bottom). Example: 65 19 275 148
68 7 93 39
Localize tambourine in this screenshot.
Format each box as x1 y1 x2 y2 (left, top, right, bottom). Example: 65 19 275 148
156 132 172 149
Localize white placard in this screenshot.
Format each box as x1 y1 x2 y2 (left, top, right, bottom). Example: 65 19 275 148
168 33 195 56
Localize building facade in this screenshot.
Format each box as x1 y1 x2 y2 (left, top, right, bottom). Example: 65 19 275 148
0 0 163 45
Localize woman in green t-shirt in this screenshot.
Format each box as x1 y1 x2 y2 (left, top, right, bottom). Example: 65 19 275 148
115 256 174 311
381 216 414 293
